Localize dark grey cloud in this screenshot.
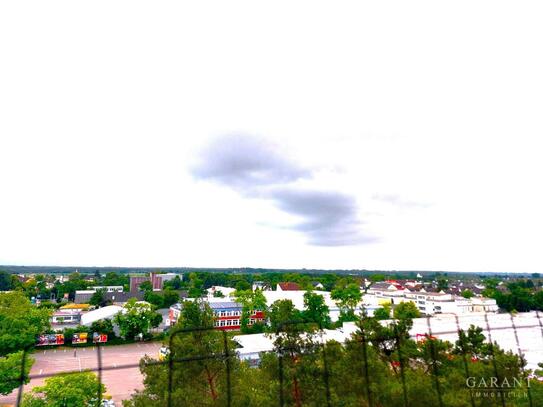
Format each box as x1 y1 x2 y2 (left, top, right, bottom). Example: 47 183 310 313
191 134 311 194
191 134 375 246
270 188 377 246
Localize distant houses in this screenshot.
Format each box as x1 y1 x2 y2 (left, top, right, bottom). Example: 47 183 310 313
364 280 498 315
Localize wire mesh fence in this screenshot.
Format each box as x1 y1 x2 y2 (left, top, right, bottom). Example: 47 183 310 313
11 310 543 407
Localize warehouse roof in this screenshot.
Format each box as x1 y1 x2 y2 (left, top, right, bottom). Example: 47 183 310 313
80 305 124 326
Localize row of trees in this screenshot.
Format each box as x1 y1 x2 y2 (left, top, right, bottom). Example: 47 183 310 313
233 290 352 334
233 287 420 335
125 299 542 406
162 271 366 295
483 279 543 312
0 269 130 302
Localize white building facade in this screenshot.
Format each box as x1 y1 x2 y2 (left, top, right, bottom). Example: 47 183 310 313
365 285 498 315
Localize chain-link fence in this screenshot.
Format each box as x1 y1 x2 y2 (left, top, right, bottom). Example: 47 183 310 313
11 310 543 407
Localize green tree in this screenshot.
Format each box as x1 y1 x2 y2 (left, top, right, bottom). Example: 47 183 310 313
164 275 183 290
138 280 153 292
393 301 420 320
437 278 449 292
235 280 251 291
90 319 115 339
187 273 204 298
93 270 101 282
331 283 362 322
114 299 160 339
268 299 301 332
461 289 474 299
102 272 129 289
454 325 488 359
123 306 541 407
0 270 12 291
0 292 51 356
144 291 164 308
508 286 535 312
534 290 543 311
484 277 499 289
373 303 391 320
162 289 180 308
302 292 331 328
21 371 106 407
22 278 38 298
53 276 88 301
89 288 108 307
0 351 34 395
126 300 237 406
234 289 267 333
369 274 386 282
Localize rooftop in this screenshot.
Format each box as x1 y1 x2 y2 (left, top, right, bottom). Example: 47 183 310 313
209 301 242 310
278 282 301 291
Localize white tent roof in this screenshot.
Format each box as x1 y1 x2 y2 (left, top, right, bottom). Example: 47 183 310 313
80 305 124 326
262 290 340 311
232 323 361 356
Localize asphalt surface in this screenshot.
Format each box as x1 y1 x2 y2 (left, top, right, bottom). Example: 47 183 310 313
0 342 162 406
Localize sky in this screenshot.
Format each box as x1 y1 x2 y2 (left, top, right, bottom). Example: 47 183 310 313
1 2 542 272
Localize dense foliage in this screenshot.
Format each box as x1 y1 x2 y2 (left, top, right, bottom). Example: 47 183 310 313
483 279 543 312
114 298 162 339
331 281 363 322
0 351 33 396
0 292 49 394
21 371 106 406
124 299 542 406
233 289 267 333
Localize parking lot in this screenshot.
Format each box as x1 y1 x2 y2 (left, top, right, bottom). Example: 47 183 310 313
0 342 162 406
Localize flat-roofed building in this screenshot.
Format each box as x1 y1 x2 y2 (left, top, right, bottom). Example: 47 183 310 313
130 272 181 292
51 309 82 325
168 300 265 330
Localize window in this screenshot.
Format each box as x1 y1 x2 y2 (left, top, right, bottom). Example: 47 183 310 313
220 320 226 326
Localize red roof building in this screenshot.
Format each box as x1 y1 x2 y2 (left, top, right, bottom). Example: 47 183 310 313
168 301 265 331
277 282 301 291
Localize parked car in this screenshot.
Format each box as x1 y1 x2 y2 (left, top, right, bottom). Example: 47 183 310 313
158 346 170 361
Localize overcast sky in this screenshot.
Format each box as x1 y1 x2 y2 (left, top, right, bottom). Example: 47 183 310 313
1 2 542 272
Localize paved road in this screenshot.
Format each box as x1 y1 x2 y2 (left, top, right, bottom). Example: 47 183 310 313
0 342 162 406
